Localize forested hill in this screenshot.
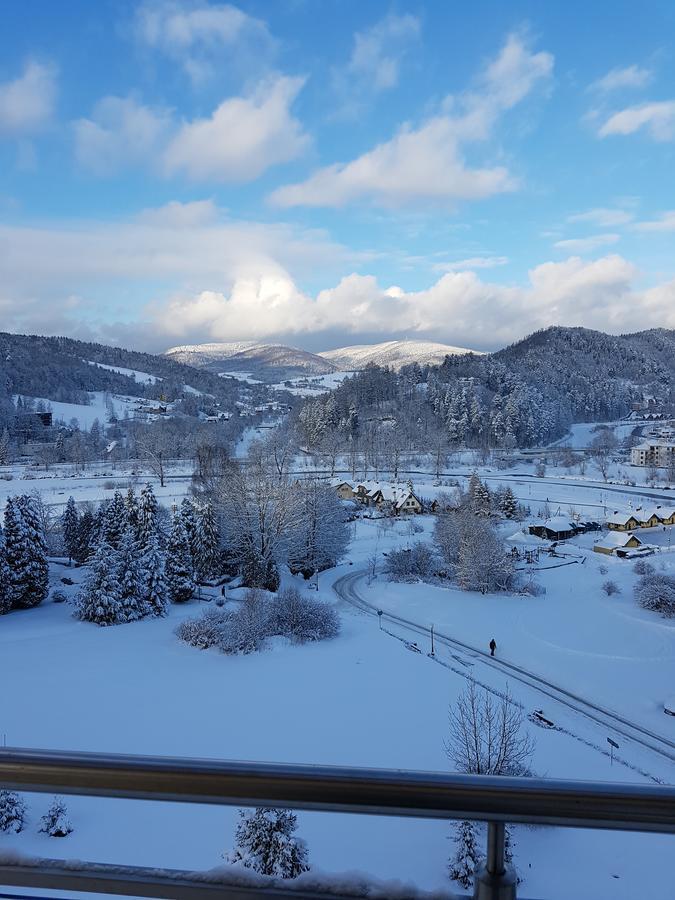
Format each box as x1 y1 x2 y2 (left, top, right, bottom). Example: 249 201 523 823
294 326 675 452
0 332 243 406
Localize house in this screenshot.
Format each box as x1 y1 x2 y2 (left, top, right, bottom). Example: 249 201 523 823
333 480 355 501
631 440 675 468
634 508 663 529
593 531 642 556
528 517 577 541
606 511 641 532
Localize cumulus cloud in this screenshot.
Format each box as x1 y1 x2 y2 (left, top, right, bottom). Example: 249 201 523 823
74 96 172 175
270 33 553 209
433 256 509 272
567 207 633 227
74 77 308 181
553 233 620 253
133 0 275 82
598 100 675 140
632 210 675 232
163 76 309 181
148 253 675 349
0 61 58 137
590 64 652 93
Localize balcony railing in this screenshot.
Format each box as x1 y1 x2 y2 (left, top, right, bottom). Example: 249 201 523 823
1 747 674 900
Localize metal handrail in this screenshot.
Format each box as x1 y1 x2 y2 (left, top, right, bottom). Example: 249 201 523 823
1 747 674 900
1 747 674 832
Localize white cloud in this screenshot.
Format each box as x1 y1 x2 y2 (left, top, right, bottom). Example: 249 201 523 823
567 207 633 227
133 0 275 82
553 233 620 253
331 13 421 116
270 33 553 209
434 256 509 272
164 76 309 182
74 96 172 175
598 101 675 140
149 253 675 349
591 65 652 93
632 210 675 232
74 77 308 182
0 61 57 137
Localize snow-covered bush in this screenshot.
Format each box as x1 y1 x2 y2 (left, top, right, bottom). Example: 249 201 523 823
226 808 309 878
51 589 68 604
221 590 271 654
385 543 437 582
448 819 479 888
434 510 516 593
0 790 26 833
633 559 655 576
39 797 72 837
602 580 621 596
269 587 340 644
598 564 608 575
175 608 232 649
519 578 545 597
636 574 675 617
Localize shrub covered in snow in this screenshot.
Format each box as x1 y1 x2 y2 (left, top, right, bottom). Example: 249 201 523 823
633 559 655 576
636 574 675 617
384 543 437 582
222 590 271 654
39 797 73 837
226 807 309 879
449 819 479 888
175 608 232 649
602 580 621 596
0 790 26 833
269 587 340 644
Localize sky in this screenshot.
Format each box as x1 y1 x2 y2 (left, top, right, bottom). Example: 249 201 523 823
2 0 675 354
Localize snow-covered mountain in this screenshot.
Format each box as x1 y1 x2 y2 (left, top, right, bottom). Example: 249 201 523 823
319 340 479 371
165 342 337 377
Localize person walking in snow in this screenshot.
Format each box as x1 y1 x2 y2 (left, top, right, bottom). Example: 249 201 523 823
489 638 497 657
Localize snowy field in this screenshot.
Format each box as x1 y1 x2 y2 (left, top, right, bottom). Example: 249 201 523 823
85 361 160 385
548 419 642 449
14 392 142 430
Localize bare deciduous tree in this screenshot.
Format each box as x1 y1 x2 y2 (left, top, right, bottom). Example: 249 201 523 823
445 682 534 777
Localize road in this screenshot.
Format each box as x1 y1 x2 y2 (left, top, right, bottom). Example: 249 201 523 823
332 569 675 768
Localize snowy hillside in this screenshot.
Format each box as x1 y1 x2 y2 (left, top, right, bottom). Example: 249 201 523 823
319 340 479 371
165 342 337 377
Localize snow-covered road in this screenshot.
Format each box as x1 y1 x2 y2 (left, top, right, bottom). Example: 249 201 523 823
332 569 675 773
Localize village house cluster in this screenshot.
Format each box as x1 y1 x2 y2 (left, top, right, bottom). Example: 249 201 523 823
332 479 423 516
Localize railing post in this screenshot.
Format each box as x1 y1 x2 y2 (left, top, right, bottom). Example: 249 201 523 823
473 822 517 900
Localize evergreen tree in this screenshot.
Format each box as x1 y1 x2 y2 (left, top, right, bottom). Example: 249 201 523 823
138 483 159 549
103 491 128 550
0 426 10 464
125 487 140 539
226 808 309 879
116 528 144 622
192 501 220 581
75 540 124 625
62 497 80 564
15 494 49 608
500 487 517 519
165 517 194 603
0 526 11 615
4 496 27 609
39 797 73 837
448 820 480 888
0 790 27 833
142 532 169 617
75 508 95 564
180 498 198 575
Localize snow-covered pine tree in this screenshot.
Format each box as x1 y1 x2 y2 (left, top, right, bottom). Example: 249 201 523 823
138 483 159 549
0 426 10 464
500 487 517 519
141 532 169 617
448 819 480 888
0 525 11 614
62 497 80 564
75 508 95 564
103 491 128 550
180 497 198 575
116 527 144 622
226 808 309 879
39 797 73 837
165 517 194 603
15 494 49 608
3 496 27 609
125 487 140 539
192 501 220 581
0 790 27 833
75 540 124 625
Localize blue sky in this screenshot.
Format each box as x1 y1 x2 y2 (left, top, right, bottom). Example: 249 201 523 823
2 0 675 352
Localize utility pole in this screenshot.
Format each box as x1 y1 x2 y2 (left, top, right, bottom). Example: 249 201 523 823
430 624 435 656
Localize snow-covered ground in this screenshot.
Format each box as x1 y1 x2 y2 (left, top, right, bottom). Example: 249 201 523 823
2 472 675 899
85 361 159 385
14 392 141 429
272 372 354 397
